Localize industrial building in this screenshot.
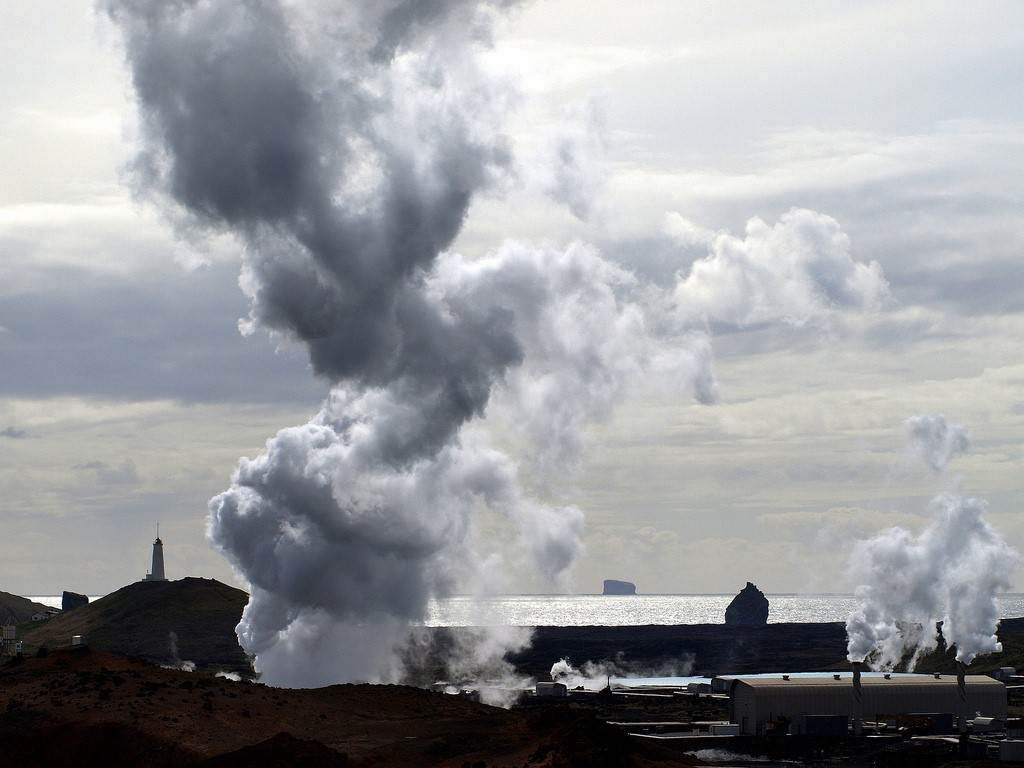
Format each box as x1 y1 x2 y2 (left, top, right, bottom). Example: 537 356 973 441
729 673 1006 735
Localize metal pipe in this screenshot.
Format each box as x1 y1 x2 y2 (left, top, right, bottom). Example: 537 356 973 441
852 661 863 736
957 661 968 733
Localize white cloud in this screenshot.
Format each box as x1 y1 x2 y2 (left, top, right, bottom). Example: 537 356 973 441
482 39 692 95
671 208 889 327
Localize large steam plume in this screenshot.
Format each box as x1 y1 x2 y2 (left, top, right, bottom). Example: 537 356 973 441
846 416 1017 667
107 0 890 687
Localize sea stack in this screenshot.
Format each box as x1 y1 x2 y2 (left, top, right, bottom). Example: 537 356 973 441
724 581 769 625
61 591 89 612
602 579 637 595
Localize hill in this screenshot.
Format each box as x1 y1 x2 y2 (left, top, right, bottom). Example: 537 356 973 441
20 578 250 674
0 648 691 767
0 590 52 625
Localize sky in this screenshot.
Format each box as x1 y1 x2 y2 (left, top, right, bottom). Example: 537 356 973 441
2 1 1023 597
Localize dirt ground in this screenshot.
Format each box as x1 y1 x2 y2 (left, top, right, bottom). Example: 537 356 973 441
0 648 703 767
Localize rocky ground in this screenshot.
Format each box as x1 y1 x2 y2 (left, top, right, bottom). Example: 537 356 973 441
1 647 1013 767
0 647 702 767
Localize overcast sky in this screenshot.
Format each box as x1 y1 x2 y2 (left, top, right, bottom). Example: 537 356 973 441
2 1 1023 596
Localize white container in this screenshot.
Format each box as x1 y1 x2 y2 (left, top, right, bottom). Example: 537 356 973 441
71 635 82 646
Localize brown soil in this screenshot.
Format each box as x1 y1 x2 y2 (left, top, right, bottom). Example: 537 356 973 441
0 648 701 767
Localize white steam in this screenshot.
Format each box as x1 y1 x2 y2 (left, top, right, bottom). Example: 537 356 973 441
163 631 196 672
549 655 695 690
107 0 890 689
905 414 970 473
846 418 1017 667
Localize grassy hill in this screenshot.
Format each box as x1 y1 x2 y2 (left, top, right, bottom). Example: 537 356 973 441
20 577 250 674
0 590 52 625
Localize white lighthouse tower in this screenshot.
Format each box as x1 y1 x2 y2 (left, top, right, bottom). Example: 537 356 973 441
144 525 166 582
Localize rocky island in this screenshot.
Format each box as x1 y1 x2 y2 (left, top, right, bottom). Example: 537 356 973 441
61 590 89 612
724 581 770 626
601 579 636 595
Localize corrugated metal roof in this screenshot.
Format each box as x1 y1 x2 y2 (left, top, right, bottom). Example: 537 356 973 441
735 675 1001 688
716 671 923 680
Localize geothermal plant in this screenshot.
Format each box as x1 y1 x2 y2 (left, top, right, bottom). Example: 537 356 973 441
521 661 1023 760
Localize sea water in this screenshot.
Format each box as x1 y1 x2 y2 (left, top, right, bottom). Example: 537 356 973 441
29 593 1024 626
423 593 1024 626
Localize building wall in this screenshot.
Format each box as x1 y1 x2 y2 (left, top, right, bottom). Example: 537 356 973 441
730 678 1006 735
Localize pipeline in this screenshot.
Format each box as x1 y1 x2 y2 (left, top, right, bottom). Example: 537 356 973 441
957 660 968 733
852 661 863 736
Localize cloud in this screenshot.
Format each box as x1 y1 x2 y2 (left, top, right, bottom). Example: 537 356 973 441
106 0 916 688
605 122 1024 320
0 260 321 405
537 100 606 220
0 426 27 439
74 458 139 485
482 39 693 95
905 414 969 473
671 208 890 327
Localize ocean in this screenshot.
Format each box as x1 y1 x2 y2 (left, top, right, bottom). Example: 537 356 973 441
28 593 1024 626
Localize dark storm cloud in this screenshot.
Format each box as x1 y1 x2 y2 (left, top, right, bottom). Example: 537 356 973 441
0 260 322 404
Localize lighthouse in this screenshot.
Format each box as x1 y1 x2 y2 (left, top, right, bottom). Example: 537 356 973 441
144 525 167 582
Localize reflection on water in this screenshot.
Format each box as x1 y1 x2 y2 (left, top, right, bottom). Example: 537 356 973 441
423 594 1024 627
29 593 1024 628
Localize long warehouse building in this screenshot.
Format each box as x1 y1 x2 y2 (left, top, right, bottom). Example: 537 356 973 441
729 674 1006 735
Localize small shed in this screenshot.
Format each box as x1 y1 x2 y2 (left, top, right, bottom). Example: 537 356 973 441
536 682 568 698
